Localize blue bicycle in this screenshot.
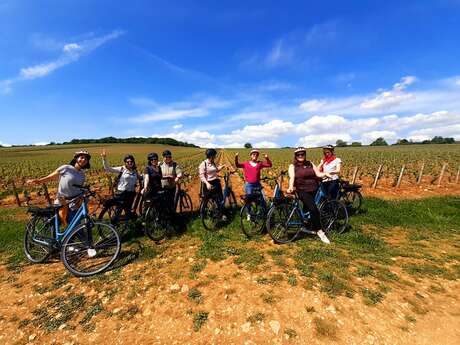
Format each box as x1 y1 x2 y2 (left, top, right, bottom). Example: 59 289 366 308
24 185 121 277
266 184 349 244
239 172 286 238
200 170 237 230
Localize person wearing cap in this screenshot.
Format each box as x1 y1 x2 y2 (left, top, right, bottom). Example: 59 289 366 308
286 147 332 244
100 148 141 218
159 150 183 212
26 149 91 223
317 145 342 200
142 152 163 201
235 149 272 207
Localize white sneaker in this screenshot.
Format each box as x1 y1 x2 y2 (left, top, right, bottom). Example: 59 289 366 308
246 214 251 222
317 230 330 244
221 215 228 222
87 248 97 257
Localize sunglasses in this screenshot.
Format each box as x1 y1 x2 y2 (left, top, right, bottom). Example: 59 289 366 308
150 158 158 161
164 155 172 158
295 153 305 157
125 160 134 164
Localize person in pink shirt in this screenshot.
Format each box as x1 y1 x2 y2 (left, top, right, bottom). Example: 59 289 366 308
235 149 272 207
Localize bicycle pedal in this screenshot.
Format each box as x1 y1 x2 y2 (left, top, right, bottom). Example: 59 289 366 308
301 227 317 235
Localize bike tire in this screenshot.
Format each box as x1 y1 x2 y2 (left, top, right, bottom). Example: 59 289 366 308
23 215 54 263
200 197 220 231
341 190 363 215
320 200 349 234
240 200 266 238
61 221 121 277
144 206 168 242
226 190 238 209
177 192 193 214
266 203 299 244
98 204 131 238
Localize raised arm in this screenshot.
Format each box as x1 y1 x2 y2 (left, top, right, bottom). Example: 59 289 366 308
101 149 122 174
234 152 244 168
286 164 295 193
261 154 272 168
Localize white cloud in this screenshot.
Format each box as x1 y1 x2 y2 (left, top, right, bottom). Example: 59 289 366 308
153 130 216 147
360 76 417 110
173 124 183 129
218 120 295 144
0 141 12 147
253 141 279 148
2 30 124 88
297 133 352 148
265 39 293 67
360 130 398 144
33 142 49 146
299 99 326 112
131 108 208 123
408 123 460 141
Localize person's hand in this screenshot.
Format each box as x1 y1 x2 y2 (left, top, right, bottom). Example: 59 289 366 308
264 154 268 159
206 182 213 190
235 152 239 157
286 187 294 194
26 178 38 185
174 177 179 183
140 189 145 195
101 148 107 158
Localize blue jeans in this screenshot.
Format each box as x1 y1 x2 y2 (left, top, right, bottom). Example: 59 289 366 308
245 182 267 208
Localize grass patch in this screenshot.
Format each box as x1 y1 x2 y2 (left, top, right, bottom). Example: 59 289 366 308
234 248 265 271
287 274 297 286
318 270 354 298
188 287 203 304
361 288 384 305
193 311 209 332
284 328 297 338
313 317 338 339
260 291 277 304
403 263 447 278
189 260 207 279
247 312 265 324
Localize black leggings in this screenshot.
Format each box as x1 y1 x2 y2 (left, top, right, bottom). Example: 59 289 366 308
105 191 136 217
203 179 224 210
297 190 322 231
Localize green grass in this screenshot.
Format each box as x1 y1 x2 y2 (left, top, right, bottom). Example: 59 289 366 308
361 288 384 305
193 311 209 332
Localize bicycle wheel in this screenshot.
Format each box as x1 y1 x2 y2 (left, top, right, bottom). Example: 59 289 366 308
144 206 168 242
320 200 349 234
341 190 362 215
61 221 121 277
177 192 193 214
200 197 220 230
23 216 55 263
240 200 266 238
266 203 299 244
98 204 131 238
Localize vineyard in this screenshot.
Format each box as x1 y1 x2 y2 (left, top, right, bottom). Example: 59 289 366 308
1 143 460 206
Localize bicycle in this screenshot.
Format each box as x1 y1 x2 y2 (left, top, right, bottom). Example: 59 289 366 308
98 191 140 239
266 185 349 244
24 185 121 277
142 190 174 242
200 170 237 230
239 172 286 238
174 173 193 214
337 179 363 215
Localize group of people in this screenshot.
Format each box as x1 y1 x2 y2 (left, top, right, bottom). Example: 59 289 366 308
26 145 342 244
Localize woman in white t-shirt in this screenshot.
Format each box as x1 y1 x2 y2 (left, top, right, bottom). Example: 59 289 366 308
318 145 342 199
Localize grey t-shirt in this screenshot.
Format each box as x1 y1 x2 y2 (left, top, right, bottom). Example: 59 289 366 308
56 165 86 199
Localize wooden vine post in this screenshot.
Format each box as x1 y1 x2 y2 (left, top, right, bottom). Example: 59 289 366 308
107 175 114 197
372 164 383 189
456 166 460 184
437 163 448 187
416 162 425 185
11 180 21 207
395 164 405 188
42 183 52 206
351 166 359 184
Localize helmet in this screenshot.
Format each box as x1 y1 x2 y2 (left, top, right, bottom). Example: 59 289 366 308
250 149 260 155
147 152 158 161
294 147 306 154
162 150 172 157
123 154 135 162
205 148 217 158
322 144 335 151
74 150 91 160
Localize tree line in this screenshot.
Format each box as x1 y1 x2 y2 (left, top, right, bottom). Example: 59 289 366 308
335 136 457 147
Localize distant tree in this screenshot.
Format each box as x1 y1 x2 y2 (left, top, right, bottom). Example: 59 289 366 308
335 139 347 147
395 138 410 145
370 137 388 146
244 142 252 149
350 141 362 147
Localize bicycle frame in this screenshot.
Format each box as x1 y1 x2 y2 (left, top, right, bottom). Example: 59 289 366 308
53 196 90 241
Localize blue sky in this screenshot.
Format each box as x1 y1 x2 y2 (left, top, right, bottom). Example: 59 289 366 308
1 0 459 147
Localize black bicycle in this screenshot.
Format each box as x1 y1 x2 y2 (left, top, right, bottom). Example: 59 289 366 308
200 170 237 230
98 192 139 239
338 180 363 215
142 190 174 242
174 173 193 214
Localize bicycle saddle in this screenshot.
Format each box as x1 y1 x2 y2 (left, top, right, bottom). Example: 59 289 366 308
27 205 62 216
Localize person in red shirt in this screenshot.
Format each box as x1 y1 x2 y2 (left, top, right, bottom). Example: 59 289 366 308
235 149 272 207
